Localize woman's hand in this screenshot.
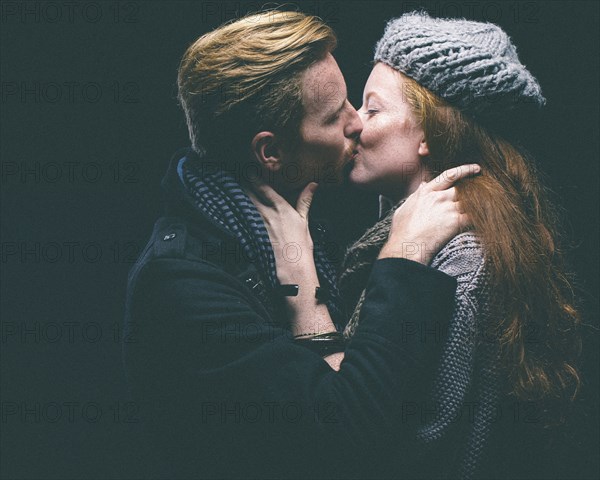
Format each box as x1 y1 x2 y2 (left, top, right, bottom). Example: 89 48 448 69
379 164 480 264
246 181 343 371
246 181 319 287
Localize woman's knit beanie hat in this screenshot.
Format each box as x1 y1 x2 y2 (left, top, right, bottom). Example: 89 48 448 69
374 11 546 118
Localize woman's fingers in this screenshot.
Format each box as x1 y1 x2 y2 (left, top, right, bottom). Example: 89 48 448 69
296 182 318 219
245 190 269 218
429 164 481 191
248 180 318 220
247 176 285 208
247 183 275 208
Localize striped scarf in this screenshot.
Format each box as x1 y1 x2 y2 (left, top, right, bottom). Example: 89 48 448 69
178 153 344 325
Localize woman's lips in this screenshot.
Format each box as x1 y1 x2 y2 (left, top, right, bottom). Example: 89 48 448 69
343 151 358 178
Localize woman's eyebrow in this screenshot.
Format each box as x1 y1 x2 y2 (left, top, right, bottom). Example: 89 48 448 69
365 91 383 102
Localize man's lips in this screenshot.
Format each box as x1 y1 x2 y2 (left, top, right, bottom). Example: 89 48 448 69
345 143 357 159
347 144 359 161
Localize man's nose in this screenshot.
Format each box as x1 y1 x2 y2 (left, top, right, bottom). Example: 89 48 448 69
344 105 363 139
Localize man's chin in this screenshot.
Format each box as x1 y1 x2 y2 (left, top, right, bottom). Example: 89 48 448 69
310 168 347 188
341 160 355 184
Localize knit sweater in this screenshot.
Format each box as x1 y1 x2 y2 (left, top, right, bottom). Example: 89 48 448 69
419 232 501 479
340 206 501 479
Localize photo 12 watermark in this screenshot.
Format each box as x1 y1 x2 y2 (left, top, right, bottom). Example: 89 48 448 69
1 401 140 424
1 320 137 345
1 160 140 185
200 400 339 425
1 81 140 105
1 1 140 24
196 1 340 24
1 240 143 264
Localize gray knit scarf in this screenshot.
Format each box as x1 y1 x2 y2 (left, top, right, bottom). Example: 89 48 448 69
339 200 501 480
340 200 403 338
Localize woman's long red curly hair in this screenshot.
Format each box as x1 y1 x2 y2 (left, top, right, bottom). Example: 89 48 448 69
400 71 581 406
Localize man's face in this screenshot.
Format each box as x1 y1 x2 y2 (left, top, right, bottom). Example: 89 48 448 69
281 53 362 189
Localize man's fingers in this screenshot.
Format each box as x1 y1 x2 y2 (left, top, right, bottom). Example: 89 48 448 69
429 164 481 191
436 186 457 201
458 212 472 232
424 187 456 204
296 182 318 218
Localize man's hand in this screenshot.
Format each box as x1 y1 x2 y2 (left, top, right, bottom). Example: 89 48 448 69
379 164 481 264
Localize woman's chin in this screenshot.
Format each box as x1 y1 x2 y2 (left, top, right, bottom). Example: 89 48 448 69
347 166 368 188
347 174 379 193
347 173 366 190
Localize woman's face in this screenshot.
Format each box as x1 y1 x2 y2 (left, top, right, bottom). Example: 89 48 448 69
349 63 430 202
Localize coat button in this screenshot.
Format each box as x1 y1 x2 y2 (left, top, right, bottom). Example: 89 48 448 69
163 233 176 241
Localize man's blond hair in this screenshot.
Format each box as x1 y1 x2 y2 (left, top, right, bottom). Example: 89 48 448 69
177 10 337 161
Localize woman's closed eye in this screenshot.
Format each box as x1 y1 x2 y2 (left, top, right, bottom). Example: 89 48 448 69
364 100 381 115
359 103 379 115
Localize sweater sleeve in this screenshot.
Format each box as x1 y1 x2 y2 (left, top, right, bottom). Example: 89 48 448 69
415 233 491 451
123 254 456 477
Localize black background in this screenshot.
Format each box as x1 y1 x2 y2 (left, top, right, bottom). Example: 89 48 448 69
1 1 598 478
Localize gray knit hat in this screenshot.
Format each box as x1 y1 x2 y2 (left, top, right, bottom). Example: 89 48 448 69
374 11 546 117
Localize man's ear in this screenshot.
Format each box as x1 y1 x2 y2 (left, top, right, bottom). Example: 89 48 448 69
251 131 283 172
418 137 430 157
